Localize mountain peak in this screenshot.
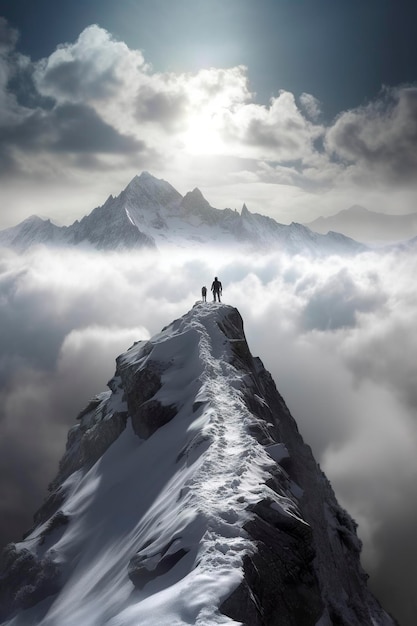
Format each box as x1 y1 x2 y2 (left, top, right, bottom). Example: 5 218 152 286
180 187 213 213
0 303 394 625
21 214 46 224
241 203 251 217
121 172 183 210
125 171 170 192
343 204 370 216
190 186 204 197
138 170 154 179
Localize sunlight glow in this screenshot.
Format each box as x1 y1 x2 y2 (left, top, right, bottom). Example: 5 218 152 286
182 111 226 155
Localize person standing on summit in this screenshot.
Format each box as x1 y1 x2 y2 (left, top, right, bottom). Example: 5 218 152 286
211 276 222 302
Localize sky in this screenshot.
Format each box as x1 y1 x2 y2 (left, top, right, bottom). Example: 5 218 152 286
1 2 417 625
0 0 417 228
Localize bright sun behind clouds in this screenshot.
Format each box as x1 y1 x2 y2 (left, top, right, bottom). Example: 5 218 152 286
180 65 249 156
183 111 226 155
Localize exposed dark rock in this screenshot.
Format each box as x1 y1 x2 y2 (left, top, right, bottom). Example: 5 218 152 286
31 487 66 530
50 410 127 490
116 353 178 439
128 537 189 589
128 548 189 589
117 355 163 411
218 305 392 626
0 545 61 621
221 498 323 626
130 399 177 439
39 511 69 546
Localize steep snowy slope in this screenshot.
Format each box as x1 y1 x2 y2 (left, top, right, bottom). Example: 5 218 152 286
0 173 366 255
0 304 394 626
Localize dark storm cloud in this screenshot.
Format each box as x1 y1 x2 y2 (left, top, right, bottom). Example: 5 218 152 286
7 61 55 111
326 86 417 186
0 19 53 111
52 103 143 154
0 102 145 177
37 55 121 102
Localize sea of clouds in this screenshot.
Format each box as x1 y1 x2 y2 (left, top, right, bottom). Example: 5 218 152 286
0 244 416 624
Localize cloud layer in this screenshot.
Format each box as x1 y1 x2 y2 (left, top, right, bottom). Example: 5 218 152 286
1 19 417 227
0 244 416 624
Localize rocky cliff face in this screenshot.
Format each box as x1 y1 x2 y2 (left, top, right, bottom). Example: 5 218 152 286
0 304 395 625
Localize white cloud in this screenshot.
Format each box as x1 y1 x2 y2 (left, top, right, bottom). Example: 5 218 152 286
218 90 324 162
299 92 321 121
34 25 148 105
325 86 417 187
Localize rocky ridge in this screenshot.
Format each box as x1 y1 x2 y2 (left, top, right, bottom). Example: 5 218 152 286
0 303 395 625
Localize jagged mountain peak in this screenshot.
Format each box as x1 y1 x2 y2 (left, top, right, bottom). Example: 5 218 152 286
241 203 250 217
0 303 395 626
180 186 212 211
21 214 46 224
138 170 157 180
123 171 182 206
188 186 204 198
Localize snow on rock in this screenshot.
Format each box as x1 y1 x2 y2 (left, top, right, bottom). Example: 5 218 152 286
0 172 367 255
0 304 395 625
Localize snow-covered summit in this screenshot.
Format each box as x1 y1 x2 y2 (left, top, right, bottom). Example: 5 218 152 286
0 303 394 625
123 171 183 213
0 172 367 255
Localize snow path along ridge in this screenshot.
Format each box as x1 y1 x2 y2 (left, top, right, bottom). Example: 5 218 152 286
0 304 395 625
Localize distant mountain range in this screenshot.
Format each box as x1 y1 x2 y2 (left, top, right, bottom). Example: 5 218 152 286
304 204 417 244
0 172 366 256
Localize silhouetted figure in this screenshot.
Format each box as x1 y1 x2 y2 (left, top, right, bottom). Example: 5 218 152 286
211 277 222 302
201 286 207 302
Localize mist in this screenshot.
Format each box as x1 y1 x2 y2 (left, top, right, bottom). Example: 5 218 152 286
0 244 416 625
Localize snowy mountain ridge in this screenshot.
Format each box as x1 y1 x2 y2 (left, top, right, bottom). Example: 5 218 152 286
0 172 366 256
0 303 395 625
